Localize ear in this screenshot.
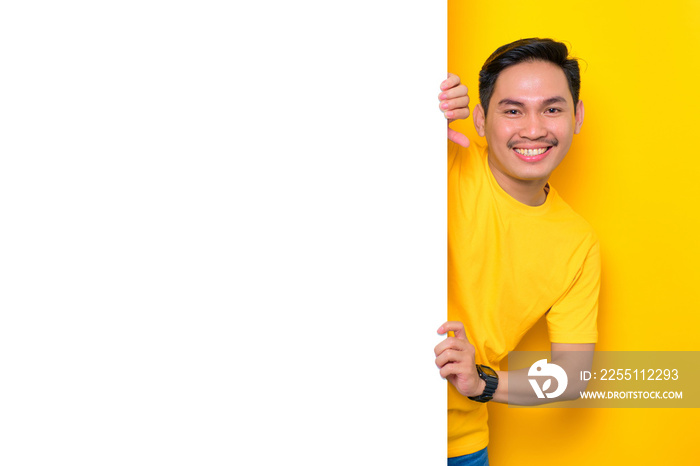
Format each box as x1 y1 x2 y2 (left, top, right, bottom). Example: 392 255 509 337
574 100 584 134
473 103 486 137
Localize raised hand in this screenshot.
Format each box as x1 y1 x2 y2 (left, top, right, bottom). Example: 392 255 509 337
438 73 471 147
434 321 485 397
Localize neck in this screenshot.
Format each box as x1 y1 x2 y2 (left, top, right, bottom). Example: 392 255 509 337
507 182 548 206
487 160 549 207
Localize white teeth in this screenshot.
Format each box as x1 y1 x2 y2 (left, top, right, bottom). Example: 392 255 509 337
514 147 548 156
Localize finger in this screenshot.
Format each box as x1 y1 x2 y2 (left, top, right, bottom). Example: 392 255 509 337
440 363 464 379
434 337 466 357
438 84 468 102
435 349 464 368
437 321 464 335
440 73 461 91
438 321 468 340
440 95 470 112
448 128 470 148
444 107 470 121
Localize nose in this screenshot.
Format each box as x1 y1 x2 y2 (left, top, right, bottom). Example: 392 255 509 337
519 113 547 140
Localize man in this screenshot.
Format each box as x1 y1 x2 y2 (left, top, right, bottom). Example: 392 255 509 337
434 38 600 465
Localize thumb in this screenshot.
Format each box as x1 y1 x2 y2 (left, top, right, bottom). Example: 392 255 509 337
448 127 470 148
438 321 469 341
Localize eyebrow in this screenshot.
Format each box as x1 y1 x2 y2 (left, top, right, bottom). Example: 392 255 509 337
497 96 568 107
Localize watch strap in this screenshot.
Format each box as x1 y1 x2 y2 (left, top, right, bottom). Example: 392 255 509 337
468 364 498 403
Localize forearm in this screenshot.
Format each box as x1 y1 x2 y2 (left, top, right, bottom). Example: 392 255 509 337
490 349 594 406
491 368 543 405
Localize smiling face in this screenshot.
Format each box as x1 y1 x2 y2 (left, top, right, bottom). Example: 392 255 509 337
473 60 584 205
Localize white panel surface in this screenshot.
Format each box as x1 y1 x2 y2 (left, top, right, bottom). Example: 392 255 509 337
0 2 446 464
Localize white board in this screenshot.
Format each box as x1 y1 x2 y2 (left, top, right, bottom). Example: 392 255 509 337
0 2 446 464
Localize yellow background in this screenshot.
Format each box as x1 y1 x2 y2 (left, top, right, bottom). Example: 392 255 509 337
448 0 700 463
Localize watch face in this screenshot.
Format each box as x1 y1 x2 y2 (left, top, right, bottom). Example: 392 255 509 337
480 365 498 378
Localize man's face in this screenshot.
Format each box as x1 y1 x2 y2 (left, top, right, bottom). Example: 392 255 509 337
474 60 584 195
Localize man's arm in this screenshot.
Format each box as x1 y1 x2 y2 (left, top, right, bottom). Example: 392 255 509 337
491 342 594 405
435 322 594 406
438 73 471 147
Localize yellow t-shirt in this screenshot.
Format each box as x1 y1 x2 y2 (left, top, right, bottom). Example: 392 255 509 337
447 140 600 457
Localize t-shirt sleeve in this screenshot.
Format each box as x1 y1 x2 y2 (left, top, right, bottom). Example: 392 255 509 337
546 239 601 343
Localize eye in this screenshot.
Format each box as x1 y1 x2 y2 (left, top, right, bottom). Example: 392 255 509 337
505 109 520 115
545 107 562 114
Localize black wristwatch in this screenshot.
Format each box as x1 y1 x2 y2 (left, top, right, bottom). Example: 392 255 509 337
468 364 499 403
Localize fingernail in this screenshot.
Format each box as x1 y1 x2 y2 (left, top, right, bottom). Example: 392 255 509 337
441 102 449 109
440 93 447 99
446 111 454 118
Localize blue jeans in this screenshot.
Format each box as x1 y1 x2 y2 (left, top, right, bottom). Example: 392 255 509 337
448 448 489 466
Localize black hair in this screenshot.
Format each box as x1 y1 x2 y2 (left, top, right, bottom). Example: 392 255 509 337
478 38 581 117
